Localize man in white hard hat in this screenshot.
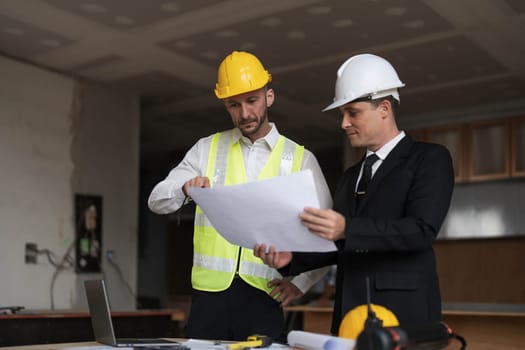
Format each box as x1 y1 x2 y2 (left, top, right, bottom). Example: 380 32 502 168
255 53 455 334
148 51 332 342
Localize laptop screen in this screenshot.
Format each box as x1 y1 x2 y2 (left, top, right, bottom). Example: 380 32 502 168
84 279 119 345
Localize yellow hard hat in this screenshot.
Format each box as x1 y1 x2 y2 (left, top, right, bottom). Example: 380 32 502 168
214 51 272 99
338 304 399 340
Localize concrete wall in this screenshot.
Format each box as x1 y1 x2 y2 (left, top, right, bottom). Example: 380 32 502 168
0 55 139 311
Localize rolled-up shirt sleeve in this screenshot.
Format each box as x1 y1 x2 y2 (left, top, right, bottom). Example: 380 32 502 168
289 266 331 294
148 137 209 214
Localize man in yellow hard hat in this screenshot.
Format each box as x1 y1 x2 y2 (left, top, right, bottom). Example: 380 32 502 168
148 51 332 342
254 53 454 335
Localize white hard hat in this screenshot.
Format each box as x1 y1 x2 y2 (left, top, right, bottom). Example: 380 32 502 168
323 53 405 112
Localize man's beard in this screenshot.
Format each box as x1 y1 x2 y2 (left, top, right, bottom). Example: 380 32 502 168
239 108 268 137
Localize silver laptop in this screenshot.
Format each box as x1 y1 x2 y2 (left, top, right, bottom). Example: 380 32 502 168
84 279 185 347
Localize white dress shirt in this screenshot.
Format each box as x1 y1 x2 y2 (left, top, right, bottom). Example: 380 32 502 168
356 131 406 189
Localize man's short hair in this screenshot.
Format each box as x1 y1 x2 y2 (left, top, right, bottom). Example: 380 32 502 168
369 95 399 116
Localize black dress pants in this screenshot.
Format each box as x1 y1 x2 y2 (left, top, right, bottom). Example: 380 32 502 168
185 277 286 343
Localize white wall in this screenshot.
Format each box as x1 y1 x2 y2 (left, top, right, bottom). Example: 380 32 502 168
0 55 139 311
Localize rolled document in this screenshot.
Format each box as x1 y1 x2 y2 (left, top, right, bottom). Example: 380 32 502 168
287 331 355 350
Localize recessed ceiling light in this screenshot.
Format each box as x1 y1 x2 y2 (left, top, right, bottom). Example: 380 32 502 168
307 6 331 15
240 42 256 50
40 39 61 47
174 40 194 49
4 27 24 35
385 7 407 16
332 19 353 28
216 30 238 38
259 17 282 27
427 73 437 81
202 51 220 60
288 31 306 40
115 16 135 25
80 3 108 14
404 20 424 29
161 2 181 12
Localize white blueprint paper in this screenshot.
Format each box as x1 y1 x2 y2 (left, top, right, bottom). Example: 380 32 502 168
187 170 336 252
287 331 356 350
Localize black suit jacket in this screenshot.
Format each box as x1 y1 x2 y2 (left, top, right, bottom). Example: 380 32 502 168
287 135 454 334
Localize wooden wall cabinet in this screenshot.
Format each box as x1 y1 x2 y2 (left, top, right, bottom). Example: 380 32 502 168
511 116 525 177
467 119 511 181
407 115 524 183
426 125 466 182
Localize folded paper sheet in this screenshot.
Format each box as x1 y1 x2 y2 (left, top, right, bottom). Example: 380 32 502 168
187 170 336 252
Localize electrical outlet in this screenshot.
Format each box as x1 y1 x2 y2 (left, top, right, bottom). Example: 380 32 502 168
106 250 115 261
25 242 38 264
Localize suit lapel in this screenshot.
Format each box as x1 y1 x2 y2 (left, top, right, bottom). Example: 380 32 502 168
348 157 364 216
355 136 414 213
335 161 362 217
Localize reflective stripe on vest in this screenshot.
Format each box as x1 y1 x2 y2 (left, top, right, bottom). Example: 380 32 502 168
192 130 304 292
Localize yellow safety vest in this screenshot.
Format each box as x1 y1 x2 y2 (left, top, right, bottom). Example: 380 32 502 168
192 130 304 293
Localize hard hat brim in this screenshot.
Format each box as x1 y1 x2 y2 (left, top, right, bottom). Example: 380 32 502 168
322 100 346 112
322 87 404 112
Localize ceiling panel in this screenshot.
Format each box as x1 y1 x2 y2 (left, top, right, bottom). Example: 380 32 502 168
43 0 225 30
0 13 75 57
271 32 512 111
113 71 208 106
505 0 525 14
159 0 453 68
69 54 125 73
0 0 523 159
270 62 339 108
386 35 509 88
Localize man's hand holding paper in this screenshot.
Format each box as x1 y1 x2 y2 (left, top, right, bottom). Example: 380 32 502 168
187 169 336 252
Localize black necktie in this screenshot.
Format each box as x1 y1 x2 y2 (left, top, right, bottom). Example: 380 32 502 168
355 153 379 208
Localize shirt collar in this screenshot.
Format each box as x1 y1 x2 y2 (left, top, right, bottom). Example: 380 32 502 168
233 122 280 150
367 131 405 160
